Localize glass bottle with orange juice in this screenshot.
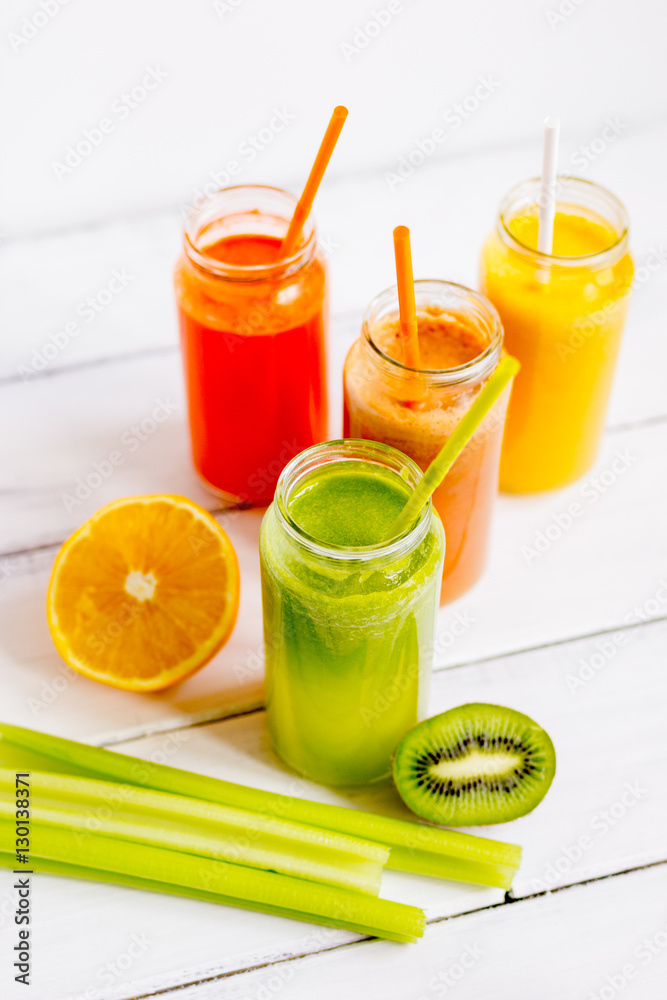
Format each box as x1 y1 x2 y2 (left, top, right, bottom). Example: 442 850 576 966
480 177 634 492
344 280 511 604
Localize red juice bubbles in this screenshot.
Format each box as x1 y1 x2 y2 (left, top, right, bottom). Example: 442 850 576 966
174 186 329 505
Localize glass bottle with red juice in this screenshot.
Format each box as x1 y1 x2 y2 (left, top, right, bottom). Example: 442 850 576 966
174 185 328 505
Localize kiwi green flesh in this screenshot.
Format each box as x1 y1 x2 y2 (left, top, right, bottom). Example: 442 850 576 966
393 703 556 826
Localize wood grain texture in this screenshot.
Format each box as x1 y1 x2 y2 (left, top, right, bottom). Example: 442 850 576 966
156 865 667 1000
1 111 666 1000
1 410 665 743
1 619 664 999
2 121 666 424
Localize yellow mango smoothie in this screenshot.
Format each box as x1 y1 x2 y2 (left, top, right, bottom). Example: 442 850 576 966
480 177 633 492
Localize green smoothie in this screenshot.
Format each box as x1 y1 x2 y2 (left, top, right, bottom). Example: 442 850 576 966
260 440 445 787
288 465 409 546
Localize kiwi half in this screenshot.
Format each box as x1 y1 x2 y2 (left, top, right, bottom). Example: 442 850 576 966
393 703 556 826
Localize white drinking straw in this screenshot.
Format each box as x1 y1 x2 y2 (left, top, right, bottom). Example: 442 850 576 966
537 116 560 256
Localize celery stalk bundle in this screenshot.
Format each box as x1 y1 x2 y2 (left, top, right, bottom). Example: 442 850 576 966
0 723 521 889
0 769 386 895
0 722 523 942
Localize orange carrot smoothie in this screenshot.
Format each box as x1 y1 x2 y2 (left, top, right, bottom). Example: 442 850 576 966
344 281 509 604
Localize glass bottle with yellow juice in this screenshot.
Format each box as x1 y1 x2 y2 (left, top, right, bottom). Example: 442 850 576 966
480 177 633 492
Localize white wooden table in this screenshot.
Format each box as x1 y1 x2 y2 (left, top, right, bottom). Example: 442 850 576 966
2 121 667 999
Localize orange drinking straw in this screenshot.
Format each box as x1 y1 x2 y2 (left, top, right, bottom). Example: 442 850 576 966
280 106 349 258
393 226 421 370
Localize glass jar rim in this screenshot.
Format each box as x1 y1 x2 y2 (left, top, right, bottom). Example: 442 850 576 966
274 439 432 562
362 279 503 387
183 184 317 282
497 176 630 267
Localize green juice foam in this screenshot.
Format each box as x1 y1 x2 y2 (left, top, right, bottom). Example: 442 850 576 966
287 463 411 548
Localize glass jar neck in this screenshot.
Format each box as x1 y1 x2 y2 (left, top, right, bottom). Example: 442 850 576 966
274 439 431 563
496 176 630 270
361 280 503 388
183 184 316 283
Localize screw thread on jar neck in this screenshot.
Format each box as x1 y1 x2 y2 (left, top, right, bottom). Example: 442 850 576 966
274 439 432 563
361 280 503 389
496 176 630 269
183 184 317 283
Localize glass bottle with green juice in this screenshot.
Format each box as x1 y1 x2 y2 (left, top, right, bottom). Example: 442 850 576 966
260 440 445 787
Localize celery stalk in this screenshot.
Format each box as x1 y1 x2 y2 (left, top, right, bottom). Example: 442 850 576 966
1 850 398 939
0 722 521 884
389 847 517 890
0 768 386 895
0 740 100 778
0 824 424 943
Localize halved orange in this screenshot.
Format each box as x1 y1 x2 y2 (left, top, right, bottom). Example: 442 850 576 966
47 495 240 692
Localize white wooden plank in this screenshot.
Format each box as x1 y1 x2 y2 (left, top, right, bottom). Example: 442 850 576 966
113 617 667 901
431 622 667 897
2 213 180 385
444 417 667 667
1 10 665 1000
3 120 667 426
1 618 664 999
2 335 353 554
159 866 667 1000
2 121 665 1000
0 524 266 745
6 0 666 237
2 363 666 743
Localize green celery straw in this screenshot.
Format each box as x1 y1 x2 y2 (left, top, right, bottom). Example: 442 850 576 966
386 355 520 539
